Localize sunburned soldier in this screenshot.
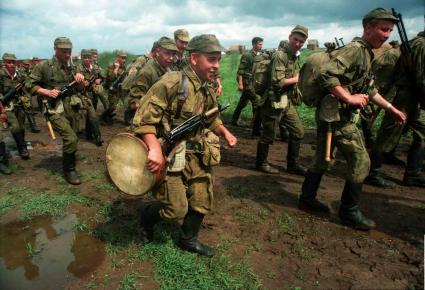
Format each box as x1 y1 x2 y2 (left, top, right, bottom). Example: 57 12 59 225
134 34 237 257
75 49 103 146
299 8 406 230
0 53 30 160
26 37 86 185
126 37 178 125
366 30 425 188
255 26 308 176
231 37 263 135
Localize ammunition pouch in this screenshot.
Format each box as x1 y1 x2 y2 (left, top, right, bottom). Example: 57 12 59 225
288 84 302 106
167 141 186 172
69 94 83 110
201 130 221 166
271 92 288 110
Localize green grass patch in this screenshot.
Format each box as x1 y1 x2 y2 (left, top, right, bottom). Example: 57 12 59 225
277 212 298 236
227 183 251 198
117 271 141 290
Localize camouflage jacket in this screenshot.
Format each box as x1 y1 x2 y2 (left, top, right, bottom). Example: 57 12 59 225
105 62 126 91
121 54 151 90
267 45 298 94
319 37 377 98
132 64 222 142
0 67 29 110
75 63 103 96
237 49 257 79
129 58 169 100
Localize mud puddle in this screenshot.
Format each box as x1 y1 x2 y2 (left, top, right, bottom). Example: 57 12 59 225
0 214 105 290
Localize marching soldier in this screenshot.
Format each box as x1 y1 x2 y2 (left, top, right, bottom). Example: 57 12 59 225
26 37 86 185
134 34 237 256
89 48 109 114
173 29 190 70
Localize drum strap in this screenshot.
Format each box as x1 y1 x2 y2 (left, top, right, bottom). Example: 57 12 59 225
174 72 189 119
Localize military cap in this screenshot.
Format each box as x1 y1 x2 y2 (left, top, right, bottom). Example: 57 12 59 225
54 37 73 49
2 53 17 61
116 50 127 57
22 59 31 65
90 48 98 55
80 49 92 56
151 41 159 52
363 8 399 23
156 37 179 52
186 34 225 53
291 25 308 38
174 29 190 42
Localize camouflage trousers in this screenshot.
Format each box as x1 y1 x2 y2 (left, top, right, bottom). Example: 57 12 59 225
310 111 370 183
375 88 425 153
6 106 25 134
92 84 109 112
107 90 128 114
49 112 78 154
259 99 304 144
231 88 260 122
154 153 214 221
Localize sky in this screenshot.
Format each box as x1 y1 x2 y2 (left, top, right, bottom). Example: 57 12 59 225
0 0 423 59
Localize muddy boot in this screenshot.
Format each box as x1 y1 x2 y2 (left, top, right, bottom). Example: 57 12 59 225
256 142 279 174
140 202 162 242
402 138 425 187
299 170 329 212
179 210 215 257
339 181 375 230
90 120 103 147
287 139 307 176
382 150 405 167
0 142 12 175
364 150 395 188
63 152 81 185
251 108 262 137
279 124 289 142
26 111 41 133
12 131 29 160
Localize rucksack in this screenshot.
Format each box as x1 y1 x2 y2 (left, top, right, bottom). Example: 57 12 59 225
298 51 332 107
251 50 274 95
371 47 401 95
121 54 151 91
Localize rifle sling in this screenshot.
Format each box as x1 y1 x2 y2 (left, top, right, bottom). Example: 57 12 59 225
174 72 189 119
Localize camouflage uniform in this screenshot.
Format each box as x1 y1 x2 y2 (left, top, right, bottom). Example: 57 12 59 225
18 62 41 133
369 31 425 187
135 34 226 257
0 53 30 159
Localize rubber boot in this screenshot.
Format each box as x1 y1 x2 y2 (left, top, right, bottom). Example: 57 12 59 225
256 142 279 174
12 131 29 160
287 138 307 176
364 149 396 188
403 138 425 187
63 152 81 185
299 170 329 212
251 108 262 137
89 120 103 147
179 210 215 257
0 142 12 175
26 111 41 133
339 181 376 230
140 202 163 242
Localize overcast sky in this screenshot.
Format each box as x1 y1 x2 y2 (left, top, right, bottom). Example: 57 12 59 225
0 0 423 59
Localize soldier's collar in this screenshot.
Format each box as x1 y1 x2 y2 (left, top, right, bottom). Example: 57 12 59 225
153 57 167 74
183 65 202 91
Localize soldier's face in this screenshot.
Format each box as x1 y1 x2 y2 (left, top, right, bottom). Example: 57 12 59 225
176 39 188 53
190 52 221 82
288 33 306 53
156 48 176 68
253 41 263 52
3 60 16 71
82 55 92 67
117 56 126 65
55 48 72 63
364 20 394 49
91 53 98 61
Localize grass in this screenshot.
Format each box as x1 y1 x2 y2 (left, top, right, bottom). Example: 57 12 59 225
227 183 251 198
117 271 141 290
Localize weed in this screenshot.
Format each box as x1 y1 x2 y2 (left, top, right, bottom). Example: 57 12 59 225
267 271 276 279
25 241 40 257
277 212 298 236
82 170 105 180
117 271 140 290
234 209 260 225
227 183 251 198
258 209 270 219
0 197 14 213
73 219 88 231
92 182 115 192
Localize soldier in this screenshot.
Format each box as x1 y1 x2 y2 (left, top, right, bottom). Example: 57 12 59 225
0 102 12 174
366 30 425 188
255 26 308 176
231 37 263 135
0 53 30 160
89 49 109 114
173 29 190 70
26 37 86 185
134 34 237 256
75 49 103 146
102 50 127 124
126 37 178 125
298 8 406 230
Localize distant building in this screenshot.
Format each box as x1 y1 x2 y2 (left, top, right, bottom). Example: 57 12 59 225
227 45 246 54
307 39 319 50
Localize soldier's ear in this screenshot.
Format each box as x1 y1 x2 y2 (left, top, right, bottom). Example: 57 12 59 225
189 52 199 66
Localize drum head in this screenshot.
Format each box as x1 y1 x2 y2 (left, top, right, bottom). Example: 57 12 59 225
106 133 156 196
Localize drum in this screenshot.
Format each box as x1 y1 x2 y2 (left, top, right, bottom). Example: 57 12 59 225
106 133 163 196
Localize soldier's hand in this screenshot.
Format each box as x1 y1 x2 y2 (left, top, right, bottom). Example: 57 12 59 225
216 84 223 96
94 78 102 85
389 106 406 125
74 73 85 83
49 89 61 98
146 148 166 173
349 93 368 108
224 131 237 148
238 83 243 91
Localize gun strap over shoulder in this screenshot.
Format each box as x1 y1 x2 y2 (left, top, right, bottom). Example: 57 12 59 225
174 72 189 119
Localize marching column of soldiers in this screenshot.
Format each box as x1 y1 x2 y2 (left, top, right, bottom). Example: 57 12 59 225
0 7 423 256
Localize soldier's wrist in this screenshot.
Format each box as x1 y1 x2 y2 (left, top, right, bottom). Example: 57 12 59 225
384 102 393 111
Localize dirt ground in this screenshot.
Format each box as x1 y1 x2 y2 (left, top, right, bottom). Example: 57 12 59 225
1 110 424 290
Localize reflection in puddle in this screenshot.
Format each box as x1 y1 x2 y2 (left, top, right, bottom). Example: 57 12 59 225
0 214 105 290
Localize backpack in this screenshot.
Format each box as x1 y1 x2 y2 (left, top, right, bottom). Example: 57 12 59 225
251 50 274 95
121 54 151 90
371 47 401 95
298 51 332 107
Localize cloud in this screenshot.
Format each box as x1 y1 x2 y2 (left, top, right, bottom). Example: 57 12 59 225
0 0 423 58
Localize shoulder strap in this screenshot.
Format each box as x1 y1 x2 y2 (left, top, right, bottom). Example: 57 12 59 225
174 71 189 119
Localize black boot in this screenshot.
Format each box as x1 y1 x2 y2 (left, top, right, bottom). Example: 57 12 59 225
63 152 81 185
299 170 329 212
12 131 29 160
0 142 12 175
231 97 245 126
287 138 307 176
403 138 425 187
140 202 162 242
179 210 215 257
339 181 375 230
256 142 279 174
251 108 262 137
26 111 41 133
89 120 103 147
364 149 395 188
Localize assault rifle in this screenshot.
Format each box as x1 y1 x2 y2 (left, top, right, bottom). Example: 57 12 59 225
109 73 125 91
46 80 77 107
0 77 25 105
391 9 411 66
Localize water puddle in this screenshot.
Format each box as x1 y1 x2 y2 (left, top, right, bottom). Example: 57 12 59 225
0 214 105 290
